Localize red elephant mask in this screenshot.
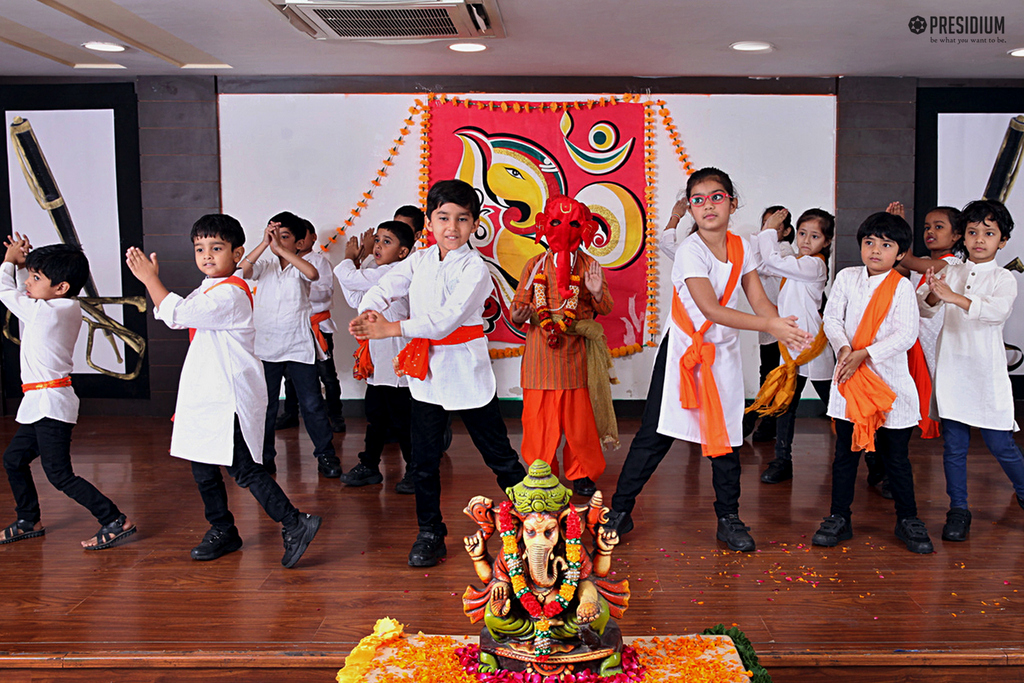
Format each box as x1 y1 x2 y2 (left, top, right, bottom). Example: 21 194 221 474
534 196 598 299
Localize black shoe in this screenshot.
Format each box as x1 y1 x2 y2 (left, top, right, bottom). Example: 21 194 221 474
408 531 446 567
751 417 776 442
394 470 415 495
339 463 383 487
871 476 894 500
317 454 342 478
942 508 971 542
812 515 853 547
330 415 346 433
894 517 934 554
760 459 792 484
275 413 299 430
191 526 243 561
601 509 634 537
716 514 755 552
281 513 321 568
572 477 597 497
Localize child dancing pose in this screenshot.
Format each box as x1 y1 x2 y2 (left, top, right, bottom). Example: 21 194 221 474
602 167 812 551
919 200 1024 541
749 209 836 483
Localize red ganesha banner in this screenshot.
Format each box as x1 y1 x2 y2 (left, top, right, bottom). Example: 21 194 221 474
426 98 649 349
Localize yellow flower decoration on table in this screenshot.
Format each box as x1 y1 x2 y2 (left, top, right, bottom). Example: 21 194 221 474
336 617 404 683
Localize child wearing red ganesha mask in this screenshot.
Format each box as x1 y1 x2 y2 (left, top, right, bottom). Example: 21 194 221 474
510 195 617 497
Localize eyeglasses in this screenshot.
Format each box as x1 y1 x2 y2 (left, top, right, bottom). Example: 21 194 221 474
688 192 732 207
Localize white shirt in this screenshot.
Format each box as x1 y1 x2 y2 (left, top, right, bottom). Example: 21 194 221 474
0 262 80 424
754 229 835 381
155 278 267 466
756 238 795 345
359 243 496 410
304 250 337 334
657 233 756 445
334 258 409 388
824 267 920 430
919 259 1018 431
250 257 320 363
912 254 963 375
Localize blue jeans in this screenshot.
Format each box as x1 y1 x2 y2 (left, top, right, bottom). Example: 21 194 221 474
262 361 336 465
941 419 1024 509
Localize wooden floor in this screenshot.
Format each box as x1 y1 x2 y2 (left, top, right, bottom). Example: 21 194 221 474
1 412 1023 682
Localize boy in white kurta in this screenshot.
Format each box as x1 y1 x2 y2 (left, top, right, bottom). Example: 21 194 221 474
335 220 414 493
1 237 135 550
813 212 933 554
918 200 1024 541
350 180 527 568
126 214 320 568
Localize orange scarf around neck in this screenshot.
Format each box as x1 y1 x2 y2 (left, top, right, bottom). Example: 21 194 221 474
670 231 743 458
837 269 903 452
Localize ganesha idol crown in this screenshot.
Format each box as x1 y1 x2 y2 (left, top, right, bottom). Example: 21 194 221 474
506 461 573 514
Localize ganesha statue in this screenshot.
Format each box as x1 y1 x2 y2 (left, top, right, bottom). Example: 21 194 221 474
462 461 630 677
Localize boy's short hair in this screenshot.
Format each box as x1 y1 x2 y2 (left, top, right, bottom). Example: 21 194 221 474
856 212 912 254
269 211 309 241
426 180 481 220
958 199 1014 241
394 205 425 232
25 244 89 297
191 213 246 250
377 220 416 251
300 218 318 246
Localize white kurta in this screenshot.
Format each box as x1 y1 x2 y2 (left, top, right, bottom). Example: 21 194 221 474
359 243 495 411
756 238 795 346
0 262 80 424
305 250 337 335
657 233 756 445
154 277 267 466
919 259 1018 431
824 267 920 430
912 255 963 375
250 257 320 363
334 258 409 388
754 229 835 381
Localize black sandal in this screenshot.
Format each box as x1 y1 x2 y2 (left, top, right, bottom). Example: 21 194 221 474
83 514 136 550
1 519 45 545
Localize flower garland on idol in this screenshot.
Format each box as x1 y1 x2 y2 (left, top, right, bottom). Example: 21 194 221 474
532 272 581 349
498 500 583 658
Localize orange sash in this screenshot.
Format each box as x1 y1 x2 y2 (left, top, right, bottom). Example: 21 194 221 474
837 269 902 452
188 276 253 343
395 325 485 381
310 310 331 353
669 232 744 458
907 257 952 440
353 340 374 380
22 376 71 392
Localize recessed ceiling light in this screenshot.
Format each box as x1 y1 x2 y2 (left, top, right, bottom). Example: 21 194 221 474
449 42 486 53
1009 47 1024 57
82 41 126 53
730 41 775 53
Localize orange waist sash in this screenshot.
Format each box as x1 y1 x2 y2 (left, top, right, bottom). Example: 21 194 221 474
669 232 743 458
837 269 902 452
395 325 485 381
311 310 331 353
22 377 71 392
353 339 374 380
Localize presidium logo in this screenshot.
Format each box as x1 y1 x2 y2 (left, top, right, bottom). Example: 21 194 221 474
908 15 1007 44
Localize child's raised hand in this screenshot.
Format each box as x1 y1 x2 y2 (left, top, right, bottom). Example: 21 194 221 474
885 201 905 219
510 303 532 325
349 310 381 340
358 229 374 262
263 222 277 246
834 346 868 384
344 235 360 262
767 315 813 352
763 209 789 236
3 232 31 266
927 268 955 302
125 246 159 283
584 260 604 296
670 197 689 221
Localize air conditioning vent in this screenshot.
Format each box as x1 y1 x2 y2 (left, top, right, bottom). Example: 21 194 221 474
275 0 505 40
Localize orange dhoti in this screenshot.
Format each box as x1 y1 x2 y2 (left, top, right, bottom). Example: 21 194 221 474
521 388 606 482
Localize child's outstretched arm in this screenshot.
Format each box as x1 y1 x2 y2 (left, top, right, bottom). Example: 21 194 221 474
3 232 31 268
0 233 35 319
125 247 171 308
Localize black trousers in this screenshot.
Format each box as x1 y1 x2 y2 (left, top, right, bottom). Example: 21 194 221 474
830 419 917 521
773 375 808 461
610 335 743 519
282 332 344 420
191 417 300 532
360 384 412 468
262 360 336 464
3 418 120 526
410 395 526 535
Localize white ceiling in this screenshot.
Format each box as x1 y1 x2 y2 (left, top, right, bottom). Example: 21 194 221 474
0 0 1022 80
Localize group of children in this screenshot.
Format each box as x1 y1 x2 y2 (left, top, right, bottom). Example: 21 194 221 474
2 169 1023 570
